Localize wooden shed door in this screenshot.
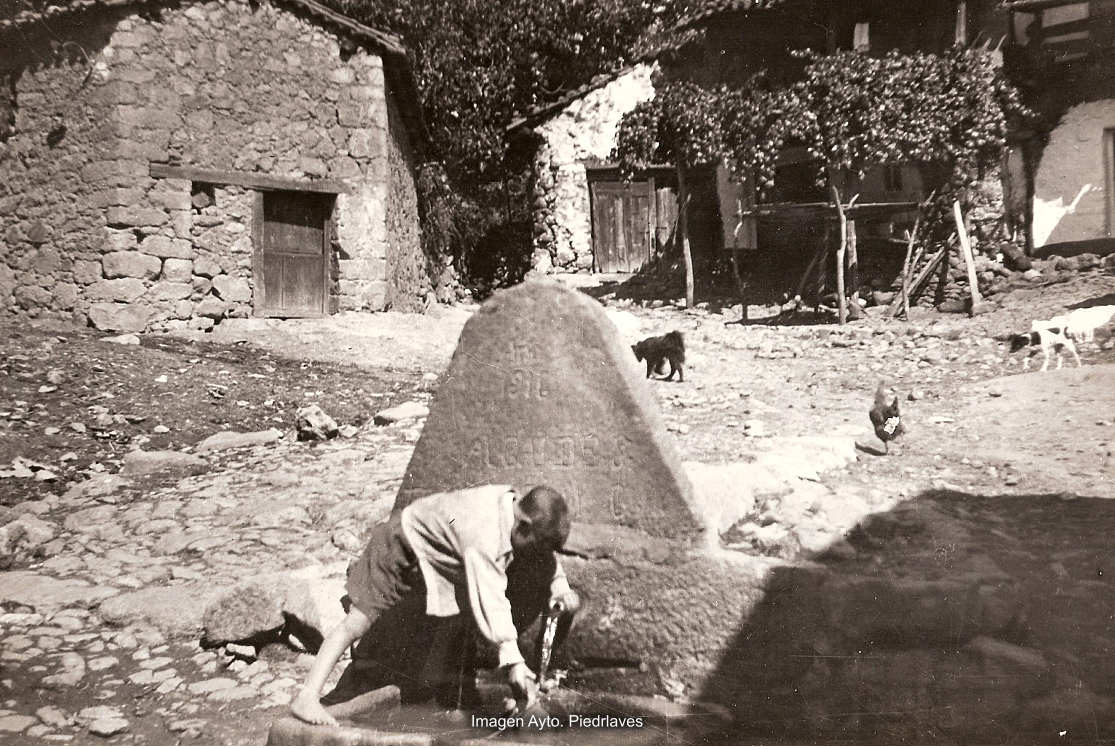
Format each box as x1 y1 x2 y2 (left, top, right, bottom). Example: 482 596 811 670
590 180 654 273
256 191 330 317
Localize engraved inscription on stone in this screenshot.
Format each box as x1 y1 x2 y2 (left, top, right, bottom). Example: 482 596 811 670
395 279 701 540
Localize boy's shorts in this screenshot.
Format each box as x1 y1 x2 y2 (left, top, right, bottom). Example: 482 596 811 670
345 513 561 635
345 512 426 620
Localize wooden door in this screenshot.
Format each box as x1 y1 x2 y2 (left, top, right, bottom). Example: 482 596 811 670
590 180 655 273
255 191 330 317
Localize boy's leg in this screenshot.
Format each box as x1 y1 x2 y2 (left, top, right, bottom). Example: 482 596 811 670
291 607 374 726
292 512 424 725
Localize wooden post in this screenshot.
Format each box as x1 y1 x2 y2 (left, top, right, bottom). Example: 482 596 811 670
891 245 948 313
677 165 695 309
729 197 749 323
847 218 859 305
831 185 847 325
953 200 983 309
815 232 829 306
792 241 829 308
898 214 921 320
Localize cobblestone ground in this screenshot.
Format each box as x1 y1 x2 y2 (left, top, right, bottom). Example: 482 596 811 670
0 271 1113 744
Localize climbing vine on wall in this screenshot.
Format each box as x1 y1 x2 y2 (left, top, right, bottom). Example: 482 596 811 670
782 48 1032 200
613 48 1031 206
611 48 1032 307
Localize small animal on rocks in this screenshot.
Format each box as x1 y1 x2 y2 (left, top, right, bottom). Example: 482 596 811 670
868 382 905 455
1010 320 1081 371
632 331 685 382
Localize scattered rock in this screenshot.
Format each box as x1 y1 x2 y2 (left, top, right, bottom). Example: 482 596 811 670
121 449 208 476
4 514 57 551
0 715 37 733
41 652 85 688
208 684 258 701
296 404 339 441
88 717 129 737
34 706 67 729
78 706 123 723
168 718 206 737
969 301 995 317
0 572 118 615
373 401 429 425
998 243 1031 271
187 677 239 696
225 643 256 660
872 290 896 307
331 528 362 553
102 334 141 346
98 585 208 637
195 428 283 452
743 419 766 438
88 656 119 672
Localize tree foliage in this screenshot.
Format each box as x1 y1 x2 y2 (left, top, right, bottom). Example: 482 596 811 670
323 0 691 293
611 79 724 177
332 0 691 188
612 48 1031 206
782 48 1032 194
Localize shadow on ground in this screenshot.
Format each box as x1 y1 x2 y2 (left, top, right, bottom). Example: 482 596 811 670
1069 292 1115 310
699 488 1115 744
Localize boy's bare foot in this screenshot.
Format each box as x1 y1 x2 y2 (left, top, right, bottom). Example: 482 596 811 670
291 691 338 726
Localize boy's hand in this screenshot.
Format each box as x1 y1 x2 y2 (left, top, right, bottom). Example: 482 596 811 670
549 589 580 614
505 662 537 703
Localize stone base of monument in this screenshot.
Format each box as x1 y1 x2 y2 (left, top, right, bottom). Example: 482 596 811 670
266 681 731 745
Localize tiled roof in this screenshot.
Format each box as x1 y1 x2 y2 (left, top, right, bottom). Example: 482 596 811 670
999 0 1082 9
673 0 792 31
505 0 791 132
0 0 406 56
506 66 640 133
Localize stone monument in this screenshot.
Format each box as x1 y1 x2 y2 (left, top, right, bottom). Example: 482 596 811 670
387 279 758 702
394 279 703 541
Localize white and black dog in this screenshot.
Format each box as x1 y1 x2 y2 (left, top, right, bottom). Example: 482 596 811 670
1008 318 1081 371
1065 304 1115 345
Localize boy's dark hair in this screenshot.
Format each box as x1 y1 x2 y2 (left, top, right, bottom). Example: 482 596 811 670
520 485 571 551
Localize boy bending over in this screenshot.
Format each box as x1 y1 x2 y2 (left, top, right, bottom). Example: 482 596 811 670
291 484 580 726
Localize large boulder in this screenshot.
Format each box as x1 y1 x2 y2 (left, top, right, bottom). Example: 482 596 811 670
201 564 347 646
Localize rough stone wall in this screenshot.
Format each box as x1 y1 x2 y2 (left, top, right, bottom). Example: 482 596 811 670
383 85 425 312
0 22 118 325
531 64 657 274
1 0 406 332
1031 99 1115 249
330 52 391 313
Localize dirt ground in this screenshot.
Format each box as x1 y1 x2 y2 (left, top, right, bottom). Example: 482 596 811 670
0 268 1113 744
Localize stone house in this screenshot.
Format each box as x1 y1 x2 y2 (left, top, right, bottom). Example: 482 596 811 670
1003 0 1115 256
510 0 1016 297
507 64 662 276
0 0 438 333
